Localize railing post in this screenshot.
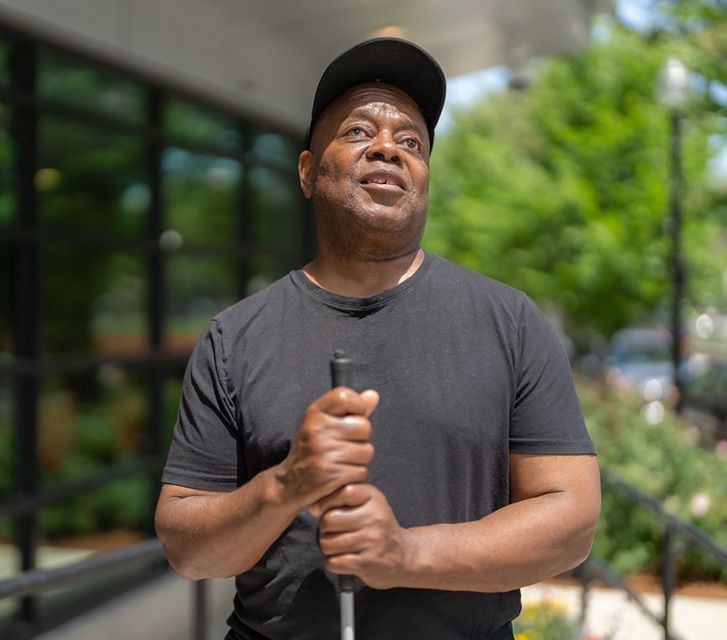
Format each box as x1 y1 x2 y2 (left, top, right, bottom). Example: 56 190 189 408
662 523 675 640
572 560 591 635
10 39 41 628
193 579 208 640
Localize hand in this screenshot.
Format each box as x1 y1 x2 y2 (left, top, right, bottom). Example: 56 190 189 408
276 387 379 511
316 483 411 590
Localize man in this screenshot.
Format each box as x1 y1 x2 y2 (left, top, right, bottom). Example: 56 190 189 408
155 38 600 640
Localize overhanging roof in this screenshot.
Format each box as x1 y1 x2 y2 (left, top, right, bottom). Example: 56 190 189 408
0 0 614 132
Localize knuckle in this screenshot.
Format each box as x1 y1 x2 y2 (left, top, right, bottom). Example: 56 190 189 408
311 458 330 477
304 405 321 422
353 467 368 483
334 387 352 404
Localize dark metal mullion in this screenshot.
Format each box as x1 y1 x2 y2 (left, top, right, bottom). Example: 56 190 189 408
299 183 315 268
0 227 251 256
0 23 301 142
0 86 300 177
0 455 162 518
9 40 40 626
145 88 165 534
0 86 245 163
0 350 190 377
237 122 253 299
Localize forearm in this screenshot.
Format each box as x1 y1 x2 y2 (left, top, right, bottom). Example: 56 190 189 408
399 491 598 592
155 464 299 580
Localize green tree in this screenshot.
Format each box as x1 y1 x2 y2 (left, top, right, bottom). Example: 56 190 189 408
425 6 726 338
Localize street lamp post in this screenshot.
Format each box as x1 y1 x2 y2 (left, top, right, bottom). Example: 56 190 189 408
659 58 689 413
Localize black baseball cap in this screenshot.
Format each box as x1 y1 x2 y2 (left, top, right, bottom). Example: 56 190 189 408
304 37 447 150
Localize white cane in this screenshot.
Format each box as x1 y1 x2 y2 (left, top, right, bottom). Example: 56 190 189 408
330 351 356 640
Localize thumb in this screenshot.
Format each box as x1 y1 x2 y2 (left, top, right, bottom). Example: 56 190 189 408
360 389 380 417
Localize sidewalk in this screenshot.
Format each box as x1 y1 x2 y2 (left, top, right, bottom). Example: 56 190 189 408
521 581 727 639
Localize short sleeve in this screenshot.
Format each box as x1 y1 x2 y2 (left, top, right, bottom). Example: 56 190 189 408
509 296 595 455
161 318 241 490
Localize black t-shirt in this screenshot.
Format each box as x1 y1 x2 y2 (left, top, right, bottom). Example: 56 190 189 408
162 252 595 640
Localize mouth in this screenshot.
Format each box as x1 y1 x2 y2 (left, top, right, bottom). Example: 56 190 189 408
359 172 406 191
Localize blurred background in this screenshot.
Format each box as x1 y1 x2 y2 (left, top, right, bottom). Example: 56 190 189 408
0 1 724 639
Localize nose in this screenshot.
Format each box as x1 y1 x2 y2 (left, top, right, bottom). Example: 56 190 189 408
366 130 400 163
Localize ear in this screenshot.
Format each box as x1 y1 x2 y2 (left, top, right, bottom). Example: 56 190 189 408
298 150 315 199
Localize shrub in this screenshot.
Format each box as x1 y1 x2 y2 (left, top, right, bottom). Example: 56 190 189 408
578 379 727 581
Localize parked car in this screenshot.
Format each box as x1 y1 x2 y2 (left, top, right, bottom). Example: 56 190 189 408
605 328 677 404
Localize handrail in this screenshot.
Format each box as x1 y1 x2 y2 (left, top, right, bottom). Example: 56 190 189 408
0 455 162 518
0 538 165 600
0 538 208 640
572 466 727 640
574 557 685 640
0 467 723 639
600 467 727 563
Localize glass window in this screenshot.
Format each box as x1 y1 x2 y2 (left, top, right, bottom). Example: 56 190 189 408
40 249 147 355
38 117 146 239
250 131 300 168
165 254 238 352
40 475 150 543
0 39 9 86
38 367 148 486
0 105 14 227
0 245 11 355
165 100 242 152
248 166 307 268
162 148 241 247
38 51 145 123
244 255 290 296
163 372 184 446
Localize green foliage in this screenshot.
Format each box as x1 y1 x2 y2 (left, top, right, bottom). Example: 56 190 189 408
580 380 727 580
426 14 727 337
40 475 149 537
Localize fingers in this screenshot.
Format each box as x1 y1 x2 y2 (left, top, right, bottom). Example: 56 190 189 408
318 483 372 517
316 387 379 418
283 387 379 512
317 485 376 555
360 390 380 417
314 485 408 589
308 482 372 520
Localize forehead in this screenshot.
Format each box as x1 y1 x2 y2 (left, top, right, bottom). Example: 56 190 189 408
321 82 426 130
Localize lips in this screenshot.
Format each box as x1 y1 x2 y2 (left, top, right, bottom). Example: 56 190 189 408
359 171 406 190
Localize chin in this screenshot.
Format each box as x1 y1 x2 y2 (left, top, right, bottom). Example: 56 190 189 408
354 205 421 232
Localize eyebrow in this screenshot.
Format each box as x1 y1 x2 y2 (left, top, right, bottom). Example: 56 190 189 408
343 107 426 138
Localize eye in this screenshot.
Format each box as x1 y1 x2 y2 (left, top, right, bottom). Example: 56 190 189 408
348 126 364 137
404 138 419 150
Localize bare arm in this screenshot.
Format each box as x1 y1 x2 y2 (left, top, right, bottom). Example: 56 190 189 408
317 453 601 591
155 387 379 580
156 467 295 580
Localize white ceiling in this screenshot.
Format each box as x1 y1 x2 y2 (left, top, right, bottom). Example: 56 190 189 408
0 0 614 132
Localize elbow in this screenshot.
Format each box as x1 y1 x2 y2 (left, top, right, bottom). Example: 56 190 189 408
155 518 248 581
565 494 601 570
155 509 209 581
157 531 221 581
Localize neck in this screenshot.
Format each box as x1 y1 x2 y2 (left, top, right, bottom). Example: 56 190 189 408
303 247 425 297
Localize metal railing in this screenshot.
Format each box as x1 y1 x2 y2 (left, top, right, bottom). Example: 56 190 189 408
571 467 727 640
1 465 724 640
0 539 210 640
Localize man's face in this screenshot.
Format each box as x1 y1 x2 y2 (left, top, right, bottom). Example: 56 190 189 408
298 83 430 245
